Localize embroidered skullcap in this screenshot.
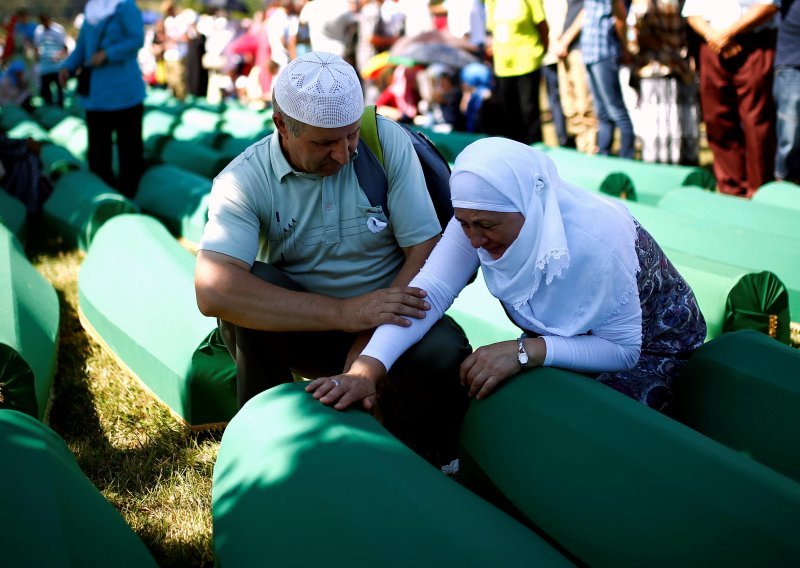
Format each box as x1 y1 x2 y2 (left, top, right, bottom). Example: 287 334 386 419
273 51 364 128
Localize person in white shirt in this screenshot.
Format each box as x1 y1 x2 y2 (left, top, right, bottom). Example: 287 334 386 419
308 137 707 413
34 13 68 107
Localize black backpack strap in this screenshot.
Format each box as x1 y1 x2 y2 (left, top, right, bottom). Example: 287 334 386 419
354 138 390 216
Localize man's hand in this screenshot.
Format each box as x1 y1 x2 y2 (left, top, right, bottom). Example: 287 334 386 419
58 68 69 86
338 286 430 332
306 356 386 410
706 29 735 55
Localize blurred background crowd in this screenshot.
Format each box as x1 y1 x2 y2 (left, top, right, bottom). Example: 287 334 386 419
1 0 798 193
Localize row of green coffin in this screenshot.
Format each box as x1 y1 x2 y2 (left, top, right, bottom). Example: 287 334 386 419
41 164 210 252
0 223 59 421
78 214 236 428
212 329 800 567
0 409 157 566
458 329 800 567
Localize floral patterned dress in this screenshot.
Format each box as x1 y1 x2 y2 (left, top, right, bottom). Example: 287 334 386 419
595 220 707 411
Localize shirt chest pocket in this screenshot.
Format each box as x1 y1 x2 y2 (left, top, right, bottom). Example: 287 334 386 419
356 206 394 251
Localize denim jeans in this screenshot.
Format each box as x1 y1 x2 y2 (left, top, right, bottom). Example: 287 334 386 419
774 66 800 182
543 63 570 146
586 56 635 158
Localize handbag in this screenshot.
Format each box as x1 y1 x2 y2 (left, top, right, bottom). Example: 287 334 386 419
74 12 113 97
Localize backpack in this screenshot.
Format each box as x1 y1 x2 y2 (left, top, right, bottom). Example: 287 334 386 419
354 105 454 231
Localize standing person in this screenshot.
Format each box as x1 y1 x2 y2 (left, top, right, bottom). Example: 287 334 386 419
34 13 68 107
59 0 145 200
299 0 358 61
554 0 599 154
485 0 550 143
310 138 707 414
543 0 572 147
628 0 699 165
581 0 635 158
774 0 800 184
683 0 780 197
194 52 471 466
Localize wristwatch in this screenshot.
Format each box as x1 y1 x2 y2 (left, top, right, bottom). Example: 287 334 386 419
517 334 529 369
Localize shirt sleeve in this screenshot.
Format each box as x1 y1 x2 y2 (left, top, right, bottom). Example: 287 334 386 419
541 289 642 372
199 175 262 265
361 217 479 368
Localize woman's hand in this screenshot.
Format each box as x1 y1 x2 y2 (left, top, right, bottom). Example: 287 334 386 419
460 337 546 400
306 356 387 411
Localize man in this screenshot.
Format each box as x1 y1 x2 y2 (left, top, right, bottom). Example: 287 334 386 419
774 0 799 184
195 52 470 466
34 13 68 107
485 0 549 144
683 0 780 196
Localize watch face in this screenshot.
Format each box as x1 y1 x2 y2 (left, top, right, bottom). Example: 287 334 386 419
517 339 529 366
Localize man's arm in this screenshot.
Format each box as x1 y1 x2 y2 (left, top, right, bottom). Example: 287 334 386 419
195 250 431 333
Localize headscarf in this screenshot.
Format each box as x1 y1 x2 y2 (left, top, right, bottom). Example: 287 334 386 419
450 138 640 336
85 0 125 25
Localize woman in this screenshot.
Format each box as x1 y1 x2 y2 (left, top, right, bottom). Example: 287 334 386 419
307 138 706 412
59 0 145 199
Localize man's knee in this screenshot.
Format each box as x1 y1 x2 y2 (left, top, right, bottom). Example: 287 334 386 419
401 316 472 377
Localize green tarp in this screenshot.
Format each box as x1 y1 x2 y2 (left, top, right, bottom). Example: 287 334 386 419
624 201 800 319
0 409 157 566
752 181 800 213
541 146 716 204
135 164 212 246
0 190 26 243
674 330 800 483
658 186 800 243
212 382 572 568
78 214 236 428
43 170 139 251
459 367 800 567
0 224 60 421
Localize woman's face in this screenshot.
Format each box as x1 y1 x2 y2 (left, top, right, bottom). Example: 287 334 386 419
454 208 525 260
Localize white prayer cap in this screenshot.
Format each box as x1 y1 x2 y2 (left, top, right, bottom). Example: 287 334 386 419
273 52 364 128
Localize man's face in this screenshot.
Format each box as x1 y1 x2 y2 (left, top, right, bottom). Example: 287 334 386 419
276 116 361 177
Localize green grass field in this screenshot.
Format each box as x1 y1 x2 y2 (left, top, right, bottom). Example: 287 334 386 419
31 238 218 567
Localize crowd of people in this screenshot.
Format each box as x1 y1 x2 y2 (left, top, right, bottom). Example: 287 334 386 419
1 1 798 191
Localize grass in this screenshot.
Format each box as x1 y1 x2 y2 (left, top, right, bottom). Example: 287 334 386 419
30 237 218 567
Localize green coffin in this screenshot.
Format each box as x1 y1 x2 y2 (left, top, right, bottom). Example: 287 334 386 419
0 104 32 130
142 109 179 158
39 142 85 179
658 186 800 242
220 106 273 139
212 382 573 568
624 201 800 319
47 115 89 160
218 132 272 160
78 214 236 428
446 268 519 348
752 181 800 213
5 119 50 142
0 409 157 566
542 146 715 204
159 139 231 179
0 224 59 421
32 104 72 130
135 164 212 246
459 367 800 567
43 170 139 251
674 330 800 483
0 190 26 243
663 248 791 343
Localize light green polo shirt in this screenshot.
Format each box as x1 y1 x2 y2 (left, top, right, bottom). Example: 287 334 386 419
200 116 441 299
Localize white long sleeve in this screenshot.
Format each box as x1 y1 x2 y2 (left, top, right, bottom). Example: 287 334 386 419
362 217 643 374
361 217 479 369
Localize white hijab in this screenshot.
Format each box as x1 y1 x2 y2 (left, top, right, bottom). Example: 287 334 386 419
85 0 125 25
450 138 640 336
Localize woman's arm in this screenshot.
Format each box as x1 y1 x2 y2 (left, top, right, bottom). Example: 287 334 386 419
307 217 480 409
